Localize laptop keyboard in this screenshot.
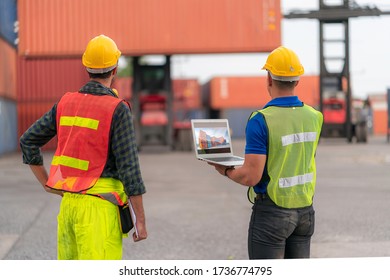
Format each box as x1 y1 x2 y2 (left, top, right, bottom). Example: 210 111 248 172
208 156 243 162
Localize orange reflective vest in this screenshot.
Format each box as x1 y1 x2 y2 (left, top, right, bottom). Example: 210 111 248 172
46 92 125 199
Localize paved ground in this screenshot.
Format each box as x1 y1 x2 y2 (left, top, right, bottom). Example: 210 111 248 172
1 135 390 260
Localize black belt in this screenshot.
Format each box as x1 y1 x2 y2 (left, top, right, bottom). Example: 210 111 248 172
255 193 268 201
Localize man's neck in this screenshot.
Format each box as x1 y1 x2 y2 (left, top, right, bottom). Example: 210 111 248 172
271 90 294 99
91 78 112 88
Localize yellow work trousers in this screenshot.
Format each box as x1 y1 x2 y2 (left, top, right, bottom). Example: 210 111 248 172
57 193 123 260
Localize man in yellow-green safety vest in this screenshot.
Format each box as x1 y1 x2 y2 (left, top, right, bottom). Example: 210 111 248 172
209 46 323 259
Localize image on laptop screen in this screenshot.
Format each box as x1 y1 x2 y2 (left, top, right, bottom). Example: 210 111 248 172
192 121 231 155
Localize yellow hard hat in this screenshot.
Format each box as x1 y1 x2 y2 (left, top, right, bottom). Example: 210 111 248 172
262 46 304 81
82 34 121 74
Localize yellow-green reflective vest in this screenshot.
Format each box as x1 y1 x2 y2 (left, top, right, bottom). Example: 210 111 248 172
254 104 323 208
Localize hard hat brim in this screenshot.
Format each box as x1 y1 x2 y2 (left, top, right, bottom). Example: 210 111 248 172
268 71 300 82
86 64 118 74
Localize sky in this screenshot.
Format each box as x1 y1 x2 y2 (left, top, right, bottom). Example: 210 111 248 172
167 0 390 99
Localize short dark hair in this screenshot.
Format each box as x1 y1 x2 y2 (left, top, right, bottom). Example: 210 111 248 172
273 79 298 90
87 69 114 79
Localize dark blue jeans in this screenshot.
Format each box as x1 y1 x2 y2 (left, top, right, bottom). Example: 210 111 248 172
248 194 315 259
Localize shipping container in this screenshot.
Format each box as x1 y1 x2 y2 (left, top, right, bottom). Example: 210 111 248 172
204 76 320 110
173 79 201 109
368 94 388 135
0 97 17 155
18 101 58 151
208 77 270 109
0 38 17 100
221 108 258 139
372 110 387 135
295 76 320 108
0 0 17 47
18 0 281 56
202 76 319 110
17 57 89 102
112 77 133 100
186 109 207 120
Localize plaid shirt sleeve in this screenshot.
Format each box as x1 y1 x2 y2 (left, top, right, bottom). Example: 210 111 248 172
19 104 58 165
110 102 146 196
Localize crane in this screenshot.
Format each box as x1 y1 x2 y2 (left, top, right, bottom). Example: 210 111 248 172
285 0 390 142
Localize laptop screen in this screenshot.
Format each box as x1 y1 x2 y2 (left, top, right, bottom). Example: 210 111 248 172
192 120 232 155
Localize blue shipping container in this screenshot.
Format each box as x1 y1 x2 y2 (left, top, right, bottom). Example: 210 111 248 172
0 0 18 47
0 97 17 155
222 108 260 139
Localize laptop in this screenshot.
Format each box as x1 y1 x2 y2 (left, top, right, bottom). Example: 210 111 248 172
191 119 244 166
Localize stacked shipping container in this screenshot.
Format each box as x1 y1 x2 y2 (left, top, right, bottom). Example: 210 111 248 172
3 0 388 156
202 75 320 138
0 98 17 155
17 72 204 151
10 0 281 152
0 0 18 156
0 0 18 47
17 0 281 56
368 94 388 135
17 57 89 150
0 37 17 156
0 39 17 100
172 79 204 123
204 75 320 109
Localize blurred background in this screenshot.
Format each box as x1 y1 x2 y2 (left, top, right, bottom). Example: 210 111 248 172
2 0 390 261
1 0 390 155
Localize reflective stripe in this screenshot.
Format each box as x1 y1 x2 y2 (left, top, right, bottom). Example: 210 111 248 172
279 173 313 188
60 116 99 130
52 155 89 171
281 132 317 146
98 192 126 206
